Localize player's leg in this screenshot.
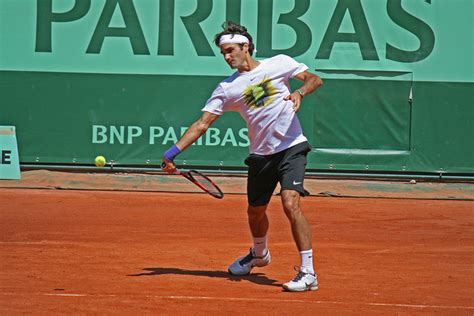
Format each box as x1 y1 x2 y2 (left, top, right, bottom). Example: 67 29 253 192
228 206 273 276
247 204 268 238
280 190 312 252
228 154 277 276
278 142 318 291
280 190 318 292
247 203 269 254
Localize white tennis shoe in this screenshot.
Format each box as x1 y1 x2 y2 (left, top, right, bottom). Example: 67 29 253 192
283 267 319 292
228 248 271 275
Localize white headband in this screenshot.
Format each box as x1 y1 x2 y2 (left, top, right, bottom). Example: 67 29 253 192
219 34 249 45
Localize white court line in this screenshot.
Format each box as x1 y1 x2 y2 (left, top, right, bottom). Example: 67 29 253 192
44 294 86 297
2 292 473 310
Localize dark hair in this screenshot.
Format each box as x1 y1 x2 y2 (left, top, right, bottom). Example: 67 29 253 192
214 21 255 56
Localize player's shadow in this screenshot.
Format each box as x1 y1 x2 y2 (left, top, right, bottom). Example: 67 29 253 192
128 267 281 287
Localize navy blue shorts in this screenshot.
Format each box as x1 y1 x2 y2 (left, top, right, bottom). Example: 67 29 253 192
245 141 311 206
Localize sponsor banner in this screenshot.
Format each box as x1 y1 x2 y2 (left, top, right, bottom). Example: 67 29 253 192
0 0 473 82
2 71 473 173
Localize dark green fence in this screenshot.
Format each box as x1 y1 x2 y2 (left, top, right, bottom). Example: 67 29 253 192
2 70 473 174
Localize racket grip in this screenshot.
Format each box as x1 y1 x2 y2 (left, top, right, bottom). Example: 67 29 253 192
162 159 178 174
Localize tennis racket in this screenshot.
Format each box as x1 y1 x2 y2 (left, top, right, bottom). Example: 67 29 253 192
161 162 224 199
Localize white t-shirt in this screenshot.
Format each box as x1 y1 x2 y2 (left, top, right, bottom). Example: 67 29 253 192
202 54 308 155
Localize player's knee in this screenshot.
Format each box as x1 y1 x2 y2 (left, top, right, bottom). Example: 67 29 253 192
281 192 301 217
283 201 300 216
247 205 267 219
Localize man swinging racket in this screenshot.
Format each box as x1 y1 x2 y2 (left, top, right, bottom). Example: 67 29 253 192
162 21 323 292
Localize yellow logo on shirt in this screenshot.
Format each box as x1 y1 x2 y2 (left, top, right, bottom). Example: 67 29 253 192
243 76 278 109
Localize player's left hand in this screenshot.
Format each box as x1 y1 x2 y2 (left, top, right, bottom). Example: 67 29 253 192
284 92 302 112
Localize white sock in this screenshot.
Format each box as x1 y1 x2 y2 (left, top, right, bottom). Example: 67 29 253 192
300 249 314 274
253 235 268 257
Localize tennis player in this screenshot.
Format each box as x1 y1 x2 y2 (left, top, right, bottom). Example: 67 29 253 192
162 21 323 292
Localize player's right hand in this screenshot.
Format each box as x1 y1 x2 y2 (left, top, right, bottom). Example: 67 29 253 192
161 159 178 174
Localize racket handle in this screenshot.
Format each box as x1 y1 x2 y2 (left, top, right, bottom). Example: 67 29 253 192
162 159 179 175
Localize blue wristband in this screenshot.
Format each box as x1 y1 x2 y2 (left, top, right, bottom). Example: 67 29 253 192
163 144 181 162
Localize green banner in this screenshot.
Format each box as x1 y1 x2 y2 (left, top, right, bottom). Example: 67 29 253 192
2 71 473 173
1 0 473 82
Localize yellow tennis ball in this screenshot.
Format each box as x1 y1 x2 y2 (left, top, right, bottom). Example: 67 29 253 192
95 155 106 167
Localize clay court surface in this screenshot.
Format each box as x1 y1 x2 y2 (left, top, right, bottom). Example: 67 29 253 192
0 174 473 315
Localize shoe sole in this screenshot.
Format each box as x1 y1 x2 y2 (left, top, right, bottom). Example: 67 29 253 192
282 284 319 292
227 268 249 276
227 260 271 276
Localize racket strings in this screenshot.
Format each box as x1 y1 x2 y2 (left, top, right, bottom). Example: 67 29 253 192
188 171 223 198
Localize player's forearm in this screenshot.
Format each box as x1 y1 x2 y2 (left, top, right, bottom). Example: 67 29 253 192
176 120 209 152
162 121 207 163
163 112 218 163
299 74 323 97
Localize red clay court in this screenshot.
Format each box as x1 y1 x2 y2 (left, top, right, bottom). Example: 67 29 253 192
0 171 473 314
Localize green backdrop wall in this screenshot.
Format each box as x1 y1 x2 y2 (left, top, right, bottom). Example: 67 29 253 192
1 0 473 174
